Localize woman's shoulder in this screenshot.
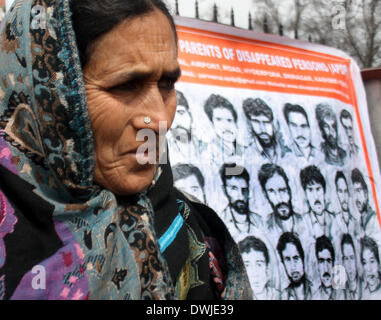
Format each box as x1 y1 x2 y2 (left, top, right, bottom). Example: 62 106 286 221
174 188 253 300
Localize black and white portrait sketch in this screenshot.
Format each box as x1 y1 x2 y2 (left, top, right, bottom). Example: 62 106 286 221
360 236 381 299
203 94 244 167
239 236 280 300
276 232 313 300
167 82 381 300
220 163 262 238
340 109 360 158
300 165 335 240
334 171 361 238
351 168 378 240
313 235 343 300
258 163 306 239
283 103 322 165
315 103 347 166
341 233 363 300
167 90 203 165
172 163 206 204
243 98 290 164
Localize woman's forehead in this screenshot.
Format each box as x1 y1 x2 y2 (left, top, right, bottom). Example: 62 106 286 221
86 9 178 71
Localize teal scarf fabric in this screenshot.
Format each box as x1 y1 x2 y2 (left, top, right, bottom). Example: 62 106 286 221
0 0 252 300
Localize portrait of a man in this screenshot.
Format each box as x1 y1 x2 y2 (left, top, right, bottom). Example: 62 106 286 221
167 90 203 165
283 103 321 164
340 109 359 158
239 236 280 300
341 233 363 300
300 165 335 240
334 171 361 238
203 94 244 167
258 163 306 240
243 98 290 163
220 163 262 238
315 103 346 166
351 168 377 232
313 235 343 300
361 236 381 299
172 163 206 204
276 232 313 300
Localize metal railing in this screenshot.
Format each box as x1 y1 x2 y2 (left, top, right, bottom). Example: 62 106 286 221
173 0 312 41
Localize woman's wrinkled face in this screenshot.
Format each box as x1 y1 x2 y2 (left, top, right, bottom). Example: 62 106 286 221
84 9 180 195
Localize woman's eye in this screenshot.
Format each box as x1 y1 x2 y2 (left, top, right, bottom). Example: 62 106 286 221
111 81 141 92
159 77 176 90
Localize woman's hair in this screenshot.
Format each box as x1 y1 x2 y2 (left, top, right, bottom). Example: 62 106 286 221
70 0 177 66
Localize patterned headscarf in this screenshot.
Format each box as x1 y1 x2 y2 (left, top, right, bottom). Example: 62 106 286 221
0 0 174 299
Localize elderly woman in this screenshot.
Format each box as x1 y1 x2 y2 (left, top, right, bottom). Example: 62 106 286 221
0 0 251 300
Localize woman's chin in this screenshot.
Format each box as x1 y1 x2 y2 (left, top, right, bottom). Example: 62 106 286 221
95 163 157 196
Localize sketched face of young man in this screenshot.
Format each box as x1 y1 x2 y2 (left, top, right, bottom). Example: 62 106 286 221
171 104 192 140
174 174 204 203
362 247 380 290
242 249 268 295
305 181 325 215
353 182 368 214
224 176 249 214
249 113 274 148
322 115 338 149
282 242 304 284
336 177 349 212
341 116 354 145
288 111 311 149
212 107 237 143
265 173 292 220
342 243 357 283
317 248 334 288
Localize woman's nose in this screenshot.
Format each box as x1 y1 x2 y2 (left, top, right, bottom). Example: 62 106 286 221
131 87 175 134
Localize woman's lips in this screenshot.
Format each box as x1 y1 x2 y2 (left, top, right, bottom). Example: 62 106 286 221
121 144 159 164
